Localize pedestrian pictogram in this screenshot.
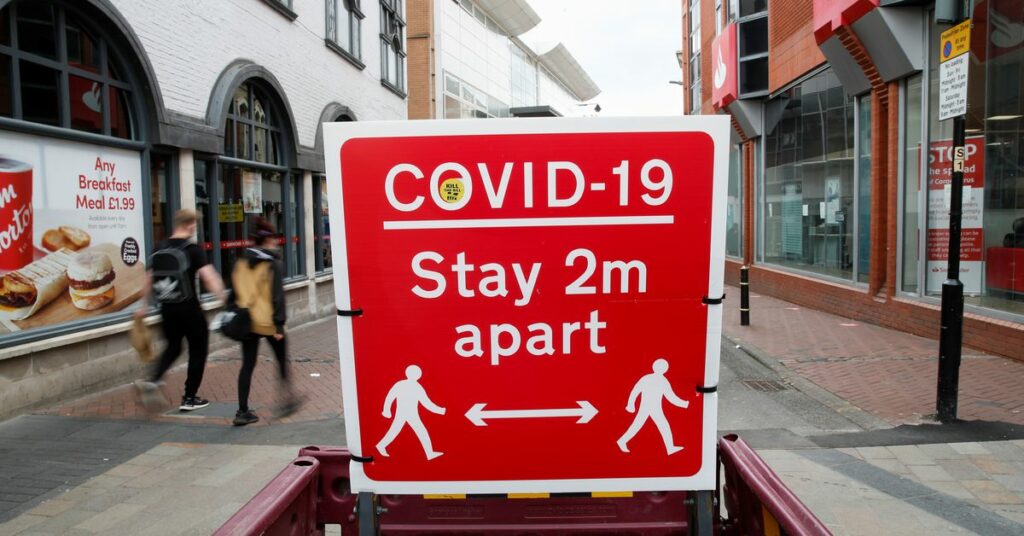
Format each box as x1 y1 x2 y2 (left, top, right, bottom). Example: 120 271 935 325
617 358 690 455
324 117 729 494
377 365 447 460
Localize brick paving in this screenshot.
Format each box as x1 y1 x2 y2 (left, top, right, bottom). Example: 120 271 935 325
723 286 1024 426
42 317 343 427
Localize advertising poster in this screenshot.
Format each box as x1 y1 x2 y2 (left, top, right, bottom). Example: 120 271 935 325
0 130 146 334
242 171 263 213
927 136 985 294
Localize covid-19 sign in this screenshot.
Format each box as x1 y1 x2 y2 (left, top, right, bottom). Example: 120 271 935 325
324 117 729 494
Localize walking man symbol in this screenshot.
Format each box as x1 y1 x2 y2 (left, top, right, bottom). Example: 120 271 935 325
377 365 447 460
617 358 689 455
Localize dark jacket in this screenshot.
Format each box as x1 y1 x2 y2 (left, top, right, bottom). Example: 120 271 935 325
229 247 286 336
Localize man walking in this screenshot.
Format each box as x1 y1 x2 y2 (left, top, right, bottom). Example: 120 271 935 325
617 358 689 455
135 209 226 412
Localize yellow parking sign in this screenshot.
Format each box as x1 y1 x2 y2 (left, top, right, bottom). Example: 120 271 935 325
940 20 971 63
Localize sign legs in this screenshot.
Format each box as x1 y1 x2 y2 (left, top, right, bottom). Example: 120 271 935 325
357 492 379 536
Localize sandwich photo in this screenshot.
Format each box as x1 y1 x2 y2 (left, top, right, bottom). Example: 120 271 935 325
0 250 74 320
67 252 116 311
41 226 91 252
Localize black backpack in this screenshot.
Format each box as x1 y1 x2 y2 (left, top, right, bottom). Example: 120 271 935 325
149 242 192 304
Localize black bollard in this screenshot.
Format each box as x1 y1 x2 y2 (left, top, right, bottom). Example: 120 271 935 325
740 265 750 326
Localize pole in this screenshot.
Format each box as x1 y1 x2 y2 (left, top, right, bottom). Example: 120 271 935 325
740 265 750 326
694 490 714 536
936 1 969 423
937 115 965 423
357 492 379 536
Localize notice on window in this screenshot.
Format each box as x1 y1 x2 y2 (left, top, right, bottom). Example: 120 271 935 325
0 130 146 334
927 137 985 294
242 171 263 213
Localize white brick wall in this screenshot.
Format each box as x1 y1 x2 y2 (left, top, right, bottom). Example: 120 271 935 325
108 0 407 149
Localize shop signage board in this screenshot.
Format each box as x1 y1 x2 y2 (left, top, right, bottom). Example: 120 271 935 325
711 23 737 110
938 19 971 121
0 130 146 332
324 117 729 494
927 137 986 294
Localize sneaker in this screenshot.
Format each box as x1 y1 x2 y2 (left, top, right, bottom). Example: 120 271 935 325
233 410 259 426
135 380 168 413
179 396 210 412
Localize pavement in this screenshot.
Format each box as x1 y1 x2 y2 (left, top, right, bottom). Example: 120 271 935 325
0 288 1023 534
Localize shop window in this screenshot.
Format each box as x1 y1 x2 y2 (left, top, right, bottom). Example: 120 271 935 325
205 79 304 284
763 69 862 281
380 0 405 94
0 1 150 348
727 144 744 258
0 2 136 138
150 153 177 247
857 95 872 284
326 0 363 66
314 175 333 273
902 74 924 294
442 72 509 119
903 8 1024 317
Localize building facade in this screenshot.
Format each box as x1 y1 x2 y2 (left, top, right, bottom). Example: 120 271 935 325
683 0 1024 360
405 0 600 120
0 0 408 418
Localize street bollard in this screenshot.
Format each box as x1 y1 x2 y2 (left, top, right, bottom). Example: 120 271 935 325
740 265 750 326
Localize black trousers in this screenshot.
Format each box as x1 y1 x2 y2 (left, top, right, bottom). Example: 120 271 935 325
237 334 289 412
151 308 209 398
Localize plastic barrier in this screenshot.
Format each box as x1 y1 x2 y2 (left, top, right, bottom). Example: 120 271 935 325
719 434 831 536
214 455 322 536
217 437 831 535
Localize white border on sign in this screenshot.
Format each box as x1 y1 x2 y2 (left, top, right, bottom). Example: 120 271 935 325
323 116 729 494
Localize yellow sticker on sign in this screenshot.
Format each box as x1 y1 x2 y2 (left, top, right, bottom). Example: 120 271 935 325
940 20 971 63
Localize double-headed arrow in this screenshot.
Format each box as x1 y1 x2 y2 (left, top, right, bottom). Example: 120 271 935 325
465 401 598 426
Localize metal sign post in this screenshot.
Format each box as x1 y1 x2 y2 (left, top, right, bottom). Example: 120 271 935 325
935 9 971 424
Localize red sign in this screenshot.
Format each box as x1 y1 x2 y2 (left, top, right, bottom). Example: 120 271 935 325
813 0 879 44
325 118 729 494
711 24 738 111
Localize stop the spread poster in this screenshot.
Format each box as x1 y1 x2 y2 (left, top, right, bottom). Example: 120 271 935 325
0 129 146 333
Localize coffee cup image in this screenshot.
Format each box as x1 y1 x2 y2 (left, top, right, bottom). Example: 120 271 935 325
67 251 116 310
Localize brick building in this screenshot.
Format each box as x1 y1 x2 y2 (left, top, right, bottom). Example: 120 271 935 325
682 0 1024 360
0 0 408 418
404 0 600 120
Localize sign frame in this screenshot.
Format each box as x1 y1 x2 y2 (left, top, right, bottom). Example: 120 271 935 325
324 116 729 494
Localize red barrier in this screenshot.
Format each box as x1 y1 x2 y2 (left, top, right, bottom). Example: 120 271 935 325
718 434 832 536
220 437 831 535
214 456 322 536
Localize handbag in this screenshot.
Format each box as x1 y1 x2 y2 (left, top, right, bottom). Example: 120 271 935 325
130 315 154 362
219 306 252 341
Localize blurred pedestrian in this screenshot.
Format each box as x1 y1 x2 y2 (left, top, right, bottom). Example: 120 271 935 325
135 209 226 412
229 218 301 426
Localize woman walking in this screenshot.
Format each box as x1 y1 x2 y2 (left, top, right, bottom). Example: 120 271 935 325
230 218 300 426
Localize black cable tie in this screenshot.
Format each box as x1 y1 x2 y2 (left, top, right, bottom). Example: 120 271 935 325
338 308 364 317
696 385 718 394
702 294 725 305
351 454 374 463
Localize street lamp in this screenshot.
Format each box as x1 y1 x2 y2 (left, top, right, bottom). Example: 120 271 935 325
669 81 684 86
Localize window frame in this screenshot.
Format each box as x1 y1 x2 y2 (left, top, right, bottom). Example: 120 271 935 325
325 0 365 69
379 0 406 96
687 0 701 115
260 0 298 21
0 1 138 138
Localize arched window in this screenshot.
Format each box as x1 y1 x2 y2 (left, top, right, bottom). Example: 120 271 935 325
225 82 283 165
197 79 304 282
0 1 137 139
